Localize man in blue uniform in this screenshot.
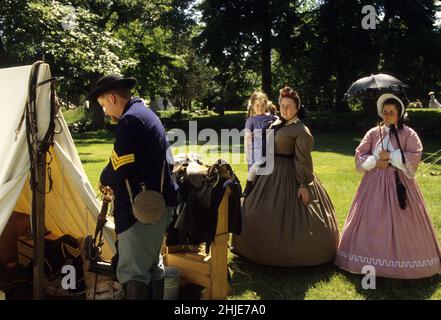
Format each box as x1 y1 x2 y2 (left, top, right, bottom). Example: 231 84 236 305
88 74 178 299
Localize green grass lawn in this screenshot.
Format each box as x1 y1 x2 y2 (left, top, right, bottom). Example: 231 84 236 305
72 129 441 300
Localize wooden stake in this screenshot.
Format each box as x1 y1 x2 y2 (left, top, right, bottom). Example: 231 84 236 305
33 152 47 300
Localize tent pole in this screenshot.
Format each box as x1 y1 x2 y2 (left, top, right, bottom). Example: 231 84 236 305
33 152 47 300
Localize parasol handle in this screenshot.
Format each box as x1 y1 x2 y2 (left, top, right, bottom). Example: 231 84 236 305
378 125 384 150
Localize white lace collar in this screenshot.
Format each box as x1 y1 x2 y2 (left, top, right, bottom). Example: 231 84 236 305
379 125 391 134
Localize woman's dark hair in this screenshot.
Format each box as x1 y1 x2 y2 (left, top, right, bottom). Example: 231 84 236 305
379 98 408 129
279 87 307 120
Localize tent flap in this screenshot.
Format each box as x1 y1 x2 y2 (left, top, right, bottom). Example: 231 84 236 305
0 63 115 259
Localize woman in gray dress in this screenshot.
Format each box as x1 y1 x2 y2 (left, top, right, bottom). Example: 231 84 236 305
232 87 339 266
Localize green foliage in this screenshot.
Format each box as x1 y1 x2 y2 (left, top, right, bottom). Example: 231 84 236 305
0 0 198 107
195 0 298 101
31 2 133 73
62 107 86 124
1 0 441 123
1 0 139 111
163 108 441 137
196 0 441 111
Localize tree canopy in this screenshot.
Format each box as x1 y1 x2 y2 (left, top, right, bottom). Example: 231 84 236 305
1 0 440 123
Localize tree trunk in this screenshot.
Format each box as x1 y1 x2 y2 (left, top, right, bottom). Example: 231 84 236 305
0 37 9 67
307 95 317 111
89 74 105 129
362 98 378 116
90 101 105 129
260 0 272 97
334 62 350 113
335 87 350 113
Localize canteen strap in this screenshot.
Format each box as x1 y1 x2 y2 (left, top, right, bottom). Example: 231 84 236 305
125 179 134 206
126 160 165 201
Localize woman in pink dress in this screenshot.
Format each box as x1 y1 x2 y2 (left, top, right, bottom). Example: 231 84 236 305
335 93 441 279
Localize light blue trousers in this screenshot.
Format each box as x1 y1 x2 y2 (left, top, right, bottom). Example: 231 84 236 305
116 206 174 285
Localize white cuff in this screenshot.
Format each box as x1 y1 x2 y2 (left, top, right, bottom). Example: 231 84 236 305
361 155 377 171
247 165 257 181
390 150 413 178
247 158 266 181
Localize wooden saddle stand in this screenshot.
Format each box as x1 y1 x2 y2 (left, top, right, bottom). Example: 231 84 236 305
88 187 232 300
164 186 232 300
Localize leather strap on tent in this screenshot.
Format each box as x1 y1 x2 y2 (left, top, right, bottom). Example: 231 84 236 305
26 61 44 191
25 61 61 193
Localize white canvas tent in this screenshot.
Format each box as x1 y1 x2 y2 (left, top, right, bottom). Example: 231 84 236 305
0 63 115 291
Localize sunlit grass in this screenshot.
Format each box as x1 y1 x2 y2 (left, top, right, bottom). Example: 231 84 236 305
73 129 441 300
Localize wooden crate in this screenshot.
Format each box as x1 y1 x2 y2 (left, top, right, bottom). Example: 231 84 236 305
165 187 231 300
0 212 31 265
17 233 59 267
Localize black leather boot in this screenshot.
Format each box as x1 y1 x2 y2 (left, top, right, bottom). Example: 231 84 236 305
150 277 164 300
124 280 151 300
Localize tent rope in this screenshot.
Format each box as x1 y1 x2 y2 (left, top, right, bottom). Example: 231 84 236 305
62 166 66 222
416 153 441 178
421 148 441 164
86 206 89 242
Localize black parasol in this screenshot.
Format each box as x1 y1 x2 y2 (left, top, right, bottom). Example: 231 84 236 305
343 73 409 101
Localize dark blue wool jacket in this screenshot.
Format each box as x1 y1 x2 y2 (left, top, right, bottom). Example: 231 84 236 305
100 97 178 234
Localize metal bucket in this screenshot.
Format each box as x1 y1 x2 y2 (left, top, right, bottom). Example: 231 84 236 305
163 266 180 300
